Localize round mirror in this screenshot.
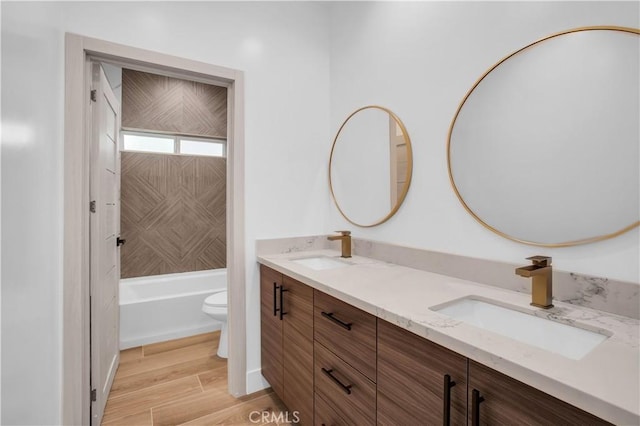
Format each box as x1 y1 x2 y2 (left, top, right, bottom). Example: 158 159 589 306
330 106 413 227
448 27 639 247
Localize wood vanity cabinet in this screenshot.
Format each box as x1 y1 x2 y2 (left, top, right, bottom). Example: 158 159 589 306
377 320 467 426
260 267 612 426
313 290 377 426
467 360 612 426
260 265 314 425
376 320 609 426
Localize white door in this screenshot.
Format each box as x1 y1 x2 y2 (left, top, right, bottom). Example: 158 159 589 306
90 62 121 425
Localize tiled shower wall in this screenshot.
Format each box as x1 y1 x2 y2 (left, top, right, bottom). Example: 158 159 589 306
122 68 227 138
120 68 228 278
120 152 226 278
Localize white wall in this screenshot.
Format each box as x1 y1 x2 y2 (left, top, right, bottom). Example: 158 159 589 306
328 1 640 283
1 2 330 424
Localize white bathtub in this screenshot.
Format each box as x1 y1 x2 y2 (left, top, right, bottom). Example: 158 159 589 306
119 269 226 349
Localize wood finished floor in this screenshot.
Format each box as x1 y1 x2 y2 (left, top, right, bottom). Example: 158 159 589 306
102 331 289 425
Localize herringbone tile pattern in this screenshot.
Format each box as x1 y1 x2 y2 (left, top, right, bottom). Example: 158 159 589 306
122 68 227 138
120 152 226 278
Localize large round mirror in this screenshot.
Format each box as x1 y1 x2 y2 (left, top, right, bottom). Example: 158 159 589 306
448 26 639 247
330 106 413 227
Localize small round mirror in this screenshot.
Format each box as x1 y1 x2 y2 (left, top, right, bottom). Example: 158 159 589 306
330 106 413 227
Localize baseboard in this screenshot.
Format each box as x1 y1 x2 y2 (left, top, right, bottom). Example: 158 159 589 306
120 323 221 349
246 367 270 394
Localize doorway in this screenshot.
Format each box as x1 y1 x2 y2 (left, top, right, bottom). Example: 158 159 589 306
63 34 246 425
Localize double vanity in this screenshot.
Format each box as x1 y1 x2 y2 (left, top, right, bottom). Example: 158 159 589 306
258 244 639 425
257 26 639 426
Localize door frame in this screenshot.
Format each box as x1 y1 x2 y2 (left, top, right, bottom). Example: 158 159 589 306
63 33 246 425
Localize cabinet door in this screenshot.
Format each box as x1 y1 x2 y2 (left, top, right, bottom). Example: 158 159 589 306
282 276 314 425
260 265 283 397
377 320 467 426
314 290 377 382
468 361 611 425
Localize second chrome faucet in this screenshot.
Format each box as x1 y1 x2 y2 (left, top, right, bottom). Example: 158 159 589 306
328 231 352 258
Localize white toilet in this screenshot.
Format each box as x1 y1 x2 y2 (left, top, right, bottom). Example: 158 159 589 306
202 290 228 358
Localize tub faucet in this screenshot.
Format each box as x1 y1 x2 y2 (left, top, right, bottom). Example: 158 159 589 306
328 231 352 258
515 256 553 309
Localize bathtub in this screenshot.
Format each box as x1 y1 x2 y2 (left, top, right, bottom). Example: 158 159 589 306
119 269 226 349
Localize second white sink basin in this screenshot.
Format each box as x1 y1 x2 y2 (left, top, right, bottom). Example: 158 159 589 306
432 298 609 360
291 256 350 270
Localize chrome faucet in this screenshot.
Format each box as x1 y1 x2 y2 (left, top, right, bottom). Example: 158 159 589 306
515 256 553 309
327 231 352 258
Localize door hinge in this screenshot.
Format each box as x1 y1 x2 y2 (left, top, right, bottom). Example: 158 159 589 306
91 389 97 402
90 200 96 213
90 89 97 102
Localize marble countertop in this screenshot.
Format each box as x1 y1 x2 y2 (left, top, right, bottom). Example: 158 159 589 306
258 249 639 425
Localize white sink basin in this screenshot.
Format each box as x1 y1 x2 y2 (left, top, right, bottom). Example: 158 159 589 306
291 256 350 270
432 298 609 360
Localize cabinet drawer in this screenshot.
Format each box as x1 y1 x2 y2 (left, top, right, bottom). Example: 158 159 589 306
314 342 375 426
314 290 377 381
314 393 346 426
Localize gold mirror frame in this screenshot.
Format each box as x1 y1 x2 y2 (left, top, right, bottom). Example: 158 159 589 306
329 105 413 227
447 26 640 247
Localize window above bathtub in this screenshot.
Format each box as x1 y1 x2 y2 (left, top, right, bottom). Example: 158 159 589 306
121 130 226 157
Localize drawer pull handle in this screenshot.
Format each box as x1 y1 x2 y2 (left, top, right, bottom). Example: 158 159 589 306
321 311 352 331
443 374 456 426
471 389 484 426
279 287 288 321
273 283 279 317
321 367 352 395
